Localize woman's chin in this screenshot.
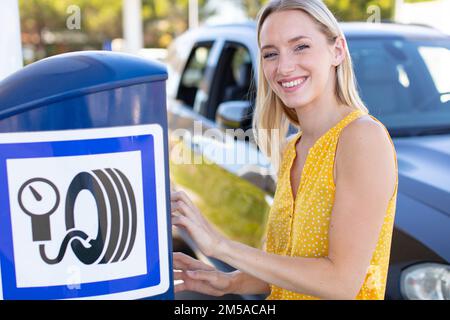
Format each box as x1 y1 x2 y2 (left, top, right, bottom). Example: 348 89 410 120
282 99 311 110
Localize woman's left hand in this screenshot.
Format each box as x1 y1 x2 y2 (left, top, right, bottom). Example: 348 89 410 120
171 190 226 258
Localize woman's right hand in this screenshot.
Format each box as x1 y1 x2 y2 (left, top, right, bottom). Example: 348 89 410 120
173 252 238 296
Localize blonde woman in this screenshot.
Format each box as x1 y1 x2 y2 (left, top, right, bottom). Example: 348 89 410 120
172 0 398 300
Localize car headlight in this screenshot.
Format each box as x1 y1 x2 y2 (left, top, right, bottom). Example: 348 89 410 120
400 263 450 300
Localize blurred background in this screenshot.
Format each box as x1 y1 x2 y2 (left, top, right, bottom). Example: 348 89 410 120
1 0 449 301
16 0 450 65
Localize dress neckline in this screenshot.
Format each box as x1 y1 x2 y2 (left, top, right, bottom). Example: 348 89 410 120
291 109 363 152
288 109 364 202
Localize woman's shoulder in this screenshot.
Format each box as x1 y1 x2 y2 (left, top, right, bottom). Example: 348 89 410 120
337 114 396 173
335 113 397 202
339 114 392 150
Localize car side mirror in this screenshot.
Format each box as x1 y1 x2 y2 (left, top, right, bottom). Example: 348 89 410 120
216 100 252 130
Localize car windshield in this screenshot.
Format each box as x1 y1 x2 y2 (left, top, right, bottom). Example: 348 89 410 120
348 37 450 137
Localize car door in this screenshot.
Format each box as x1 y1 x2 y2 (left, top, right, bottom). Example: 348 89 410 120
168 37 272 254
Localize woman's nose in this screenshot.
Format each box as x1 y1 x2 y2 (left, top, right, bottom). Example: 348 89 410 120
277 53 296 75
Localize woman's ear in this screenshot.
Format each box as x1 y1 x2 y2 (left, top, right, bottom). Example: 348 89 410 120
332 36 346 67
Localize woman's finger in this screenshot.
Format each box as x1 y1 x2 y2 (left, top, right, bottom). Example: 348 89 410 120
172 215 199 235
173 252 215 271
178 278 223 296
173 252 189 270
171 190 195 208
171 203 199 224
187 280 223 296
173 271 186 281
170 202 181 216
186 270 219 283
172 215 189 227
174 282 187 293
170 201 183 215
170 201 186 216
171 200 196 219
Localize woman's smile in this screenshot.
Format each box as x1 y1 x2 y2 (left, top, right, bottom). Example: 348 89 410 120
278 76 309 93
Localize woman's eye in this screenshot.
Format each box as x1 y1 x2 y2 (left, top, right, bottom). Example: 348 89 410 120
263 52 277 60
295 44 309 52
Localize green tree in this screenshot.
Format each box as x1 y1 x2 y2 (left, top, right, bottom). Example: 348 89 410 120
20 0 123 40
242 0 400 21
19 0 122 62
325 0 396 21
19 0 209 59
142 0 207 48
19 0 413 63
242 0 268 18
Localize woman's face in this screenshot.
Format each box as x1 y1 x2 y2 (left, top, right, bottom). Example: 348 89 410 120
259 10 341 110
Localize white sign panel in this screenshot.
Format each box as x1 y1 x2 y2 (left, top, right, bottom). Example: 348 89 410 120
0 125 171 299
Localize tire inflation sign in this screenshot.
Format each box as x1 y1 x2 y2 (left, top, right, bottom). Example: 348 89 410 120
0 125 171 299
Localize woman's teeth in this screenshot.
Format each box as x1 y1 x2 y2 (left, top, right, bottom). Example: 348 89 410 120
281 77 307 88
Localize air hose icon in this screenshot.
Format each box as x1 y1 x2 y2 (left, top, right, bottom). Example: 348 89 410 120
18 169 137 265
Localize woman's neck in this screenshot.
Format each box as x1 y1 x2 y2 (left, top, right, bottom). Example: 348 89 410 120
294 98 353 144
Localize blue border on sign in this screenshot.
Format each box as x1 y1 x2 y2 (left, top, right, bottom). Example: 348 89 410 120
0 134 161 300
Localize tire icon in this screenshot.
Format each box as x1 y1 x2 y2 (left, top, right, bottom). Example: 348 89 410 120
38 168 137 265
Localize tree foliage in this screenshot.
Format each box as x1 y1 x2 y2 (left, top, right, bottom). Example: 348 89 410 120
19 0 122 39
241 0 399 21
324 0 395 21
19 0 410 62
19 0 122 61
142 0 207 48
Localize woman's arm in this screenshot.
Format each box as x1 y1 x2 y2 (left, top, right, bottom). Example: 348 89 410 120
230 271 271 295
172 119 396 299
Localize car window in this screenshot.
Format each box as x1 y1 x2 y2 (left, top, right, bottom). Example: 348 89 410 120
418 46 450 95
205 42 255 121
348 38 450 136
230 46 253 99
176 43 213 107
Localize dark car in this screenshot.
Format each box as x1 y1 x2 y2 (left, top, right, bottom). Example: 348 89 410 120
166 21 450 300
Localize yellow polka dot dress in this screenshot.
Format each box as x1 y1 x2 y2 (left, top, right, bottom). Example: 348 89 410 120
265 109 398 300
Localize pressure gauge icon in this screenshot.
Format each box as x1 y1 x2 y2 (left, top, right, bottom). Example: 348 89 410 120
18 177 60 242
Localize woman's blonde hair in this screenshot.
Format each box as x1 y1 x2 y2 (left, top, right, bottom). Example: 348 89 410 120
252 0 368 174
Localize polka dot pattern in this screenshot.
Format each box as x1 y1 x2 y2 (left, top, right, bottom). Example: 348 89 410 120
265 110 398 300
